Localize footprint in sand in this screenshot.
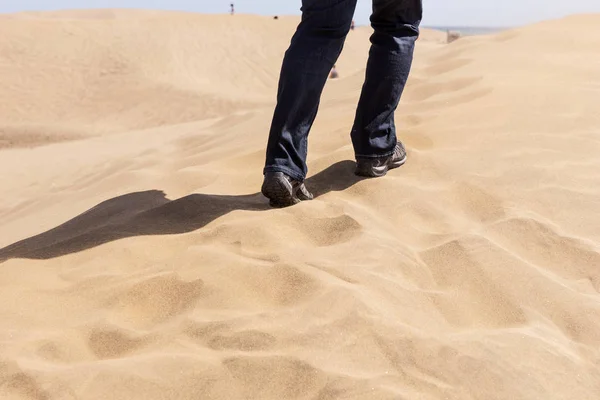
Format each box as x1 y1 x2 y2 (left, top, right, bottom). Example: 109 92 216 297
87 327 150 360
0 361 51 400
420 239 528 329
110 274 205 328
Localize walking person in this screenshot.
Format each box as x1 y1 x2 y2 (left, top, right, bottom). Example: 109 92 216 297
261 0 423 207
330 64 339 79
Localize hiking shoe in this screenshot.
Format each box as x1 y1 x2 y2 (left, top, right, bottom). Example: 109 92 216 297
261 172 314 208
355 142 407 178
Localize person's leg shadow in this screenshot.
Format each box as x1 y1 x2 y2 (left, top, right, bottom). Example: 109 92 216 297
0 161 365 262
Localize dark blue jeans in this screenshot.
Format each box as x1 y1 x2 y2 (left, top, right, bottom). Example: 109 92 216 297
264 0 422 181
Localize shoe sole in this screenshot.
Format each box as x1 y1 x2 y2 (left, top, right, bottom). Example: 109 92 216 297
261 177 300 208
355 154 407 178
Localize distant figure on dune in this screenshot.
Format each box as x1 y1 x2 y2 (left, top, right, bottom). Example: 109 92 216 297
230 3 235 16
261 0 423 208
329 64 339 79
351 20 356 30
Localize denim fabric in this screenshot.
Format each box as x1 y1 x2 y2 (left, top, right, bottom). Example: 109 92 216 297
263 0 422 181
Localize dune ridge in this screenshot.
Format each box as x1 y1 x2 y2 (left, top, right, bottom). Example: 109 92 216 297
1 10 600 400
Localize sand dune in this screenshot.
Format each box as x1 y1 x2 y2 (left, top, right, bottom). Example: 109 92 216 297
1 9 600 400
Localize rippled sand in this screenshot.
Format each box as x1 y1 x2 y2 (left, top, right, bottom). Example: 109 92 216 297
1 9 600 400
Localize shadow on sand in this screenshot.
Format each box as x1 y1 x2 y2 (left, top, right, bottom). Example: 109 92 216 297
0 161 365 262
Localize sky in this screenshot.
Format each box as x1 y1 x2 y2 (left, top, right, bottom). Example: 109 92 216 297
1 0 600 27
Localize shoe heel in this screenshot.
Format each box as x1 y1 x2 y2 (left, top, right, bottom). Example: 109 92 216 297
261 177 298 208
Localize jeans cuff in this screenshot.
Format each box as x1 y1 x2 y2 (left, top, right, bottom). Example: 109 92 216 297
354 149 395 160
263 165 305 182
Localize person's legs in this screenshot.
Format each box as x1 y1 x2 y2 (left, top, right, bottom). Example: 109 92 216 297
263 0 358 182
351 0 422 160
